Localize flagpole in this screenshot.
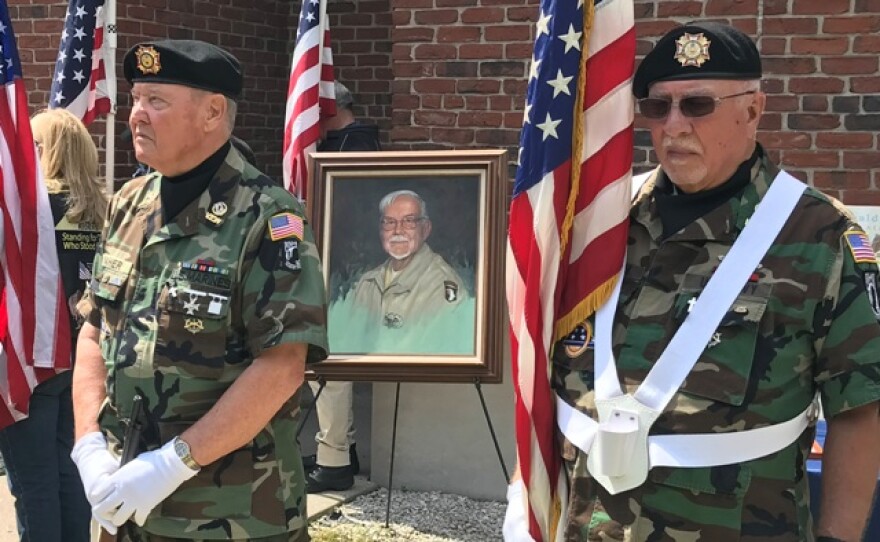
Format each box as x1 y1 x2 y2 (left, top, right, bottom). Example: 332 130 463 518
104 0 117 194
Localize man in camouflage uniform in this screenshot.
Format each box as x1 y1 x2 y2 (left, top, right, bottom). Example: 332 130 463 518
506 22 880 542
70 40 327 541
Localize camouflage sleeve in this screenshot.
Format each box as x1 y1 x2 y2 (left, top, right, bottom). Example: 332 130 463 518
239 207 328 364
815 225 880 417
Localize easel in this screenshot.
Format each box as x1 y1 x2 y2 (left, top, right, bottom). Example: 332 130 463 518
297 376 509 528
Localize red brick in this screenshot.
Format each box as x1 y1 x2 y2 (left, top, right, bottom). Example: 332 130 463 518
823 17 880 34
465 95 489 110
851 77 880 93
486 25 532 42
763 57 817 75
432 128 474 145
856 0 880 9
792 0 852 14
789 77 846 94
459 111 503 127
413 78 456 94
759 132 812 149
813 171 870 191
854 35 880 53
461 7 506 24
444 95 465 109
790 37 850 55
504 111 525 129
505 43 534 60
705 0 757 16
414 9 458 25
844 152 880 169
657 1 704 17
506 6 538 22
413 44 457 61
759 38 787 55
392 126 430 141
781 151 840 168
820 57 879 75
817 133 875 149
763 0 790 15
763 18 819 35
458 79 501 94
395 62 435 78
759 113 782 131
459 44 504 59
787 114 841 130
415 110 457 127
636 20 681 38
438 27 482 44
840 190 880 206
765 96 799 112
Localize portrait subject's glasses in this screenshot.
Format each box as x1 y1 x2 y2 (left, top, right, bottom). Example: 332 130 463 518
638 90 757 120
380 215 426 231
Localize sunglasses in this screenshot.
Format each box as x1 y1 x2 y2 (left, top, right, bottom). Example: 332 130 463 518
638 90 757 119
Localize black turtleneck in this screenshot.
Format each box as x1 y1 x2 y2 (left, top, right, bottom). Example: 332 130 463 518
654 147 760 239
160 141 231 224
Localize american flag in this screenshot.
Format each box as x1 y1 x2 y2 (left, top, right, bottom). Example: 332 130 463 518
49 0 115 125
505 0 635 539
282 0 336 200
0 4 72 429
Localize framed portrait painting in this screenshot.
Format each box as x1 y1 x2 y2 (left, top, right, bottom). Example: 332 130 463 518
306 150 508 383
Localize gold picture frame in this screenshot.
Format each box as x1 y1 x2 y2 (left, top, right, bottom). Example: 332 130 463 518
307 150 508 383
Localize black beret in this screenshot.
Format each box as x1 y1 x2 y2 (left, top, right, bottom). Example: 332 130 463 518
123 40 242 99
633 22 761 98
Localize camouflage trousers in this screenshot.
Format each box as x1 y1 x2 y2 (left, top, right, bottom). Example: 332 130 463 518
106 523 310 542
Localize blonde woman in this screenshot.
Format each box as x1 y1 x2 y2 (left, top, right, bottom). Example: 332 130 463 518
0 108 107 542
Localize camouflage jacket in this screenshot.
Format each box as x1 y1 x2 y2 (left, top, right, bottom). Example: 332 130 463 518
552 154 880 541
79 147 328 540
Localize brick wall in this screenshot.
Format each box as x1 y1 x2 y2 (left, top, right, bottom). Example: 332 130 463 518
12 0 880 199
12 0 295 180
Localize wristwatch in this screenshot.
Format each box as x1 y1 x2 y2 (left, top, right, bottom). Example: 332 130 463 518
172 436 201 471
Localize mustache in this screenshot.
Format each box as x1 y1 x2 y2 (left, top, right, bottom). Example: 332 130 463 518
388 235 409 242
662 139 701 154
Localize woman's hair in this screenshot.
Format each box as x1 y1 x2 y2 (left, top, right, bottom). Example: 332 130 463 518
30 109 107 226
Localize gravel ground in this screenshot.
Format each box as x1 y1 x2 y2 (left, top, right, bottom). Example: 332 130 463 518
310 488 505 542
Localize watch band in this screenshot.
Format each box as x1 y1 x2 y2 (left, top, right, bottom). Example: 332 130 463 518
173 436 201 471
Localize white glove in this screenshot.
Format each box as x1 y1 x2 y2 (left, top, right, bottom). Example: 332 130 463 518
93 438 199 527
70 432 121 534
503 480 537 542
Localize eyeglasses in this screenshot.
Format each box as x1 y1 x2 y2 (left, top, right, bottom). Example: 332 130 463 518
380 215 425 231
638 90 757 120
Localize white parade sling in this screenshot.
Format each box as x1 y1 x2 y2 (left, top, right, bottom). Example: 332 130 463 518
558 171 814 495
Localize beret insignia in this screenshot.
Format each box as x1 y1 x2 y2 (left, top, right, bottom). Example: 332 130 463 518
674 32 711 67
135 45 161 75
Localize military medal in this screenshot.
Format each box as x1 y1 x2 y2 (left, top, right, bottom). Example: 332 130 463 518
211 202 228 217
184 318 204 334
135 45 162 74
183 294 201 315
674 32 711 67
563 320 593 358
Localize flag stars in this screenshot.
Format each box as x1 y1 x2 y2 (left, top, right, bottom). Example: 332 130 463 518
61 28 69 41
528 54 541 82
306 11 315 22
73 27 86 40
55 71 65 84
558 24 582 53
0 20 6 33
535 10 552 38
75 5 86 18
72 70 85 83
523 102 532 125
53 91 65 104
547 69 573 98
536 113 562 141
73 48 86 62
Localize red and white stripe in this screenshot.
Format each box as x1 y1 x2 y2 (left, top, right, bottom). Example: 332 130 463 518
506 1 634 539
282 0 335 201
0 69 71 429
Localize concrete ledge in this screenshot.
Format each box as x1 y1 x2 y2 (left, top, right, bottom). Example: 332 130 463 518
307 475 379 522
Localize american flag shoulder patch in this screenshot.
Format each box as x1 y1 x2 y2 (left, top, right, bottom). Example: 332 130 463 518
844 230 877 264
268 212 304 242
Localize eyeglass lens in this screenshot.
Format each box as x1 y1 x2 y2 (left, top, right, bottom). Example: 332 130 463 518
638 96 718 119
381 216 422 230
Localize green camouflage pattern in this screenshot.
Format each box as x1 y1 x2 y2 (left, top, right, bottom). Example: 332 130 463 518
79 147 328 540
552 152 880 541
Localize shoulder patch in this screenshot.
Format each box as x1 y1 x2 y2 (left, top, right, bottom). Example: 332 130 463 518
268 212 304 241
844 230 877 264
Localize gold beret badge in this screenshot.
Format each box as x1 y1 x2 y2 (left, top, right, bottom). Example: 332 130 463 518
135 45 162 75
674 32 711 67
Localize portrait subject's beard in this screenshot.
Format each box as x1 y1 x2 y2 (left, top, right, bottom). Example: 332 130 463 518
386 234 413 260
